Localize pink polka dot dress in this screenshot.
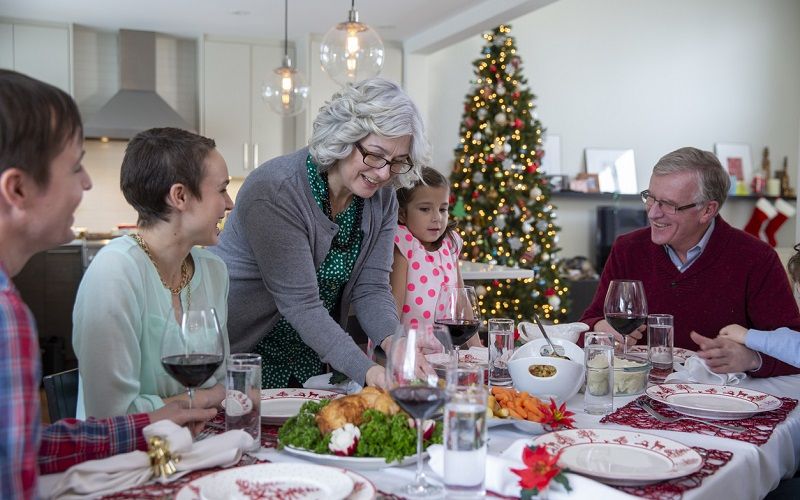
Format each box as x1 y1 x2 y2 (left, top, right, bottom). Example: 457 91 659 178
394 224 463 329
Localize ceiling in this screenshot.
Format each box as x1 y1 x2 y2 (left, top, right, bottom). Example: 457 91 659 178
0 0 490 42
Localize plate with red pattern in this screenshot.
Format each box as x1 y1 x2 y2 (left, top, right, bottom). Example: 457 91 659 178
531 428 703 486
646 383 782 420
174 462 365 500
223 388 342 425
626 345 696 364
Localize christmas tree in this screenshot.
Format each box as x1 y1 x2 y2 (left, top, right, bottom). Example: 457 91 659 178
449 25 568 323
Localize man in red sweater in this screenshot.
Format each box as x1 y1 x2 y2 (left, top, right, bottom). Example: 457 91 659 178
580 147 800 377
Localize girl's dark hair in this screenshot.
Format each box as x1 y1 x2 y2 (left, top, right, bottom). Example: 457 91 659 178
789 243 800 285
396 166 458 250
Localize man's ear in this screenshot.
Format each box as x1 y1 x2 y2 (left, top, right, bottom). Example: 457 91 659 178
0 168 34 208
700 200 719 223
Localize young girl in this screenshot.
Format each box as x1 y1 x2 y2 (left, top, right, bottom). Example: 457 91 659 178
718 244 800 367
391 167 480 346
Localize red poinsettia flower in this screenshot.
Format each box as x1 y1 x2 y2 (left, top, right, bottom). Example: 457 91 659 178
510 445 565 494
539 398 575 430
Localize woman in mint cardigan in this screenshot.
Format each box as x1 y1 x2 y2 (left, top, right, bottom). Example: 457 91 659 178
73 127 234 418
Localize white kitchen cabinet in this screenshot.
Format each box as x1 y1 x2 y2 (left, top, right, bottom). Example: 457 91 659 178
0 21 71 94
203 38 294 178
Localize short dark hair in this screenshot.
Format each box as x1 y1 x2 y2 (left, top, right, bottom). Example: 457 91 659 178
0 69 83 187
121 127 216 227
396 166 458 249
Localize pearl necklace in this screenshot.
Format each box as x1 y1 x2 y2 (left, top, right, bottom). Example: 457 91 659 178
130 234 192 304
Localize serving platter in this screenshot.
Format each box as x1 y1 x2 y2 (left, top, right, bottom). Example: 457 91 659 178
175 462 355 500
531 428 703 486
646 383 782 420
283 445 422 470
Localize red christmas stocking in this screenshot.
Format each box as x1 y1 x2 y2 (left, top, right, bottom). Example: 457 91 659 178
744 197 777 239
764 198 796 247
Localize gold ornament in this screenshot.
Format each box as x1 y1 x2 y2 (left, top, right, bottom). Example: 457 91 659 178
147 435 180 478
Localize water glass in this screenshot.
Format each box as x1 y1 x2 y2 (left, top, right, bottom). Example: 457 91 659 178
444 364 488 498
488 318 514 386
648 314 674 382
225 353 261 450
584 332 614 415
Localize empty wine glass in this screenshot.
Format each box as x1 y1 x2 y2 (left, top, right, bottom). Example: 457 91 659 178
434 284 482 363
603 280 648 357
160 307 225 409
386 323 453 498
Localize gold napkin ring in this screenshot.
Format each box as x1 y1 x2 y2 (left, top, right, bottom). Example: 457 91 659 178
147 435 181 478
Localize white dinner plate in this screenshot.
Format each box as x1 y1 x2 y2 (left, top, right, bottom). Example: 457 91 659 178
283 444 422 470
626 345 696 364
174 462 354 500
646 383 782 420
532 428 704 486
487 416 546 435
223 388 342 425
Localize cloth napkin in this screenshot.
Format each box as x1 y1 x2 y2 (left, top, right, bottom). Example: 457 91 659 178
48 420 254 499
427 442 635 499
664 355 746 385
303 373 362 394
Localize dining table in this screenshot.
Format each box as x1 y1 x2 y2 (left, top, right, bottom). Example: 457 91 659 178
38 373 800 499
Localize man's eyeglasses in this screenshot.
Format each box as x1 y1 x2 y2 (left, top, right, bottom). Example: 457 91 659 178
354 143 414 175
640 190 699 215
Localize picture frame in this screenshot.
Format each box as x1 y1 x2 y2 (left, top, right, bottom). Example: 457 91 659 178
714 143 752 185
540 134 562 175
585 148 638 194
547 174 566 192
569 173 600 193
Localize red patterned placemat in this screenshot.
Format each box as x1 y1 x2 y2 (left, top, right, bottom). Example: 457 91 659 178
615 446 733 500
600 395 797 445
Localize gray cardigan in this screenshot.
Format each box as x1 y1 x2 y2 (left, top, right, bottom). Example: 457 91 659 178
209 147 400 384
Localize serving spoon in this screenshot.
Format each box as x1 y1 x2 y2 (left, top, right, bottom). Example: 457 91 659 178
521 315 568 358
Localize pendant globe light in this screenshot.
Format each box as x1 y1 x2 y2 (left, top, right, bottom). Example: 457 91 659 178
261 0 309 116
320 0 384 86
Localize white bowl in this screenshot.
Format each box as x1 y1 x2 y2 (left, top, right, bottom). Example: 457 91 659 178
518 322 588 344
508 355 585 402
511 338 585 365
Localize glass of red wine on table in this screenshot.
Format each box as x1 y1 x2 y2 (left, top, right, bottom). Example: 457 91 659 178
160 307 225 409
603 279 648 358
434 285 482 363
386 323 453 498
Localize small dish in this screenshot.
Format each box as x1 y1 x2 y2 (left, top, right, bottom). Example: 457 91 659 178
613 355 651 396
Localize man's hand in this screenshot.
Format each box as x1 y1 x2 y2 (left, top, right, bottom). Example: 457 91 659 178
365 365 388 389
593 319 645 347
148 401 217 436
718 324 748 345
691 330 761 373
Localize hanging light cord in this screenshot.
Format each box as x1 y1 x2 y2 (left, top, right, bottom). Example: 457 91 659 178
283 0 288 57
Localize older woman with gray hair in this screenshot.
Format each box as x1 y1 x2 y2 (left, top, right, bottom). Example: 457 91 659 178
211 77 429 389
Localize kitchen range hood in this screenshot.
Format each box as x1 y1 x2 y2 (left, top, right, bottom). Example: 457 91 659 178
83 30 193 140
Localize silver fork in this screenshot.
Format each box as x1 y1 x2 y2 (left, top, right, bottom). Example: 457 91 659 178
637 398 746 433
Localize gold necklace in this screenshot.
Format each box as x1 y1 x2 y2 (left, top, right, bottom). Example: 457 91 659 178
130 234 192 297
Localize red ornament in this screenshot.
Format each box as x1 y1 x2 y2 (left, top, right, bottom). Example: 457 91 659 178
471 190 480 200
489 64 497 73
512 91 520 99
526 163 538 174
448 193 456 205
514 118 523 129
492 279 500 287
487 227 494 235
486 154 495 163
544 288 556 297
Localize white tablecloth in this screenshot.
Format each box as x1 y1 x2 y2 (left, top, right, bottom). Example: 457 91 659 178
39 374 800 499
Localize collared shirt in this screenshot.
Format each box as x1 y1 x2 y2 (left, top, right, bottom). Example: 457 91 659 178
0 261 150 499
666 218 716 272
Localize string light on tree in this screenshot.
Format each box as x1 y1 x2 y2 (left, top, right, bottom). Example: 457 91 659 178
449 25 568 322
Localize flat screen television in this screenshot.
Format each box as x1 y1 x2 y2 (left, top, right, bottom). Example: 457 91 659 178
595 206 649 272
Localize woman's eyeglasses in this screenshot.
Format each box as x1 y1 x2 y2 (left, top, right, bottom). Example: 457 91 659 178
354 143 414 175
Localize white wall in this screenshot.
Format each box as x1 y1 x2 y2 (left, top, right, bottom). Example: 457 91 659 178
421 0 800 257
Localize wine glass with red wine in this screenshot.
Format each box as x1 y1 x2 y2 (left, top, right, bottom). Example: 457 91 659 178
386 323 453 498
603 279 648 357
160 307 224 409
434 285 482 363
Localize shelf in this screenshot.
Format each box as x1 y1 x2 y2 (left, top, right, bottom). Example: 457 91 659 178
549 191 796 202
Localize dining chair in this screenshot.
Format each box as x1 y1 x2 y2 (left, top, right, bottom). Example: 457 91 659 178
42 368 79 422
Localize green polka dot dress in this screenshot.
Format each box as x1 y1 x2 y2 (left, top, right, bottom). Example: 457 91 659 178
255 156 364 388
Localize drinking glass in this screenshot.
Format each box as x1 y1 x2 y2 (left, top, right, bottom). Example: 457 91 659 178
434 285 482 363
160 307 225 409
226 353 261 450
385 323 453 498
648 314 674 382
603 279 648 357
488 318 514 386
584 332 615 415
